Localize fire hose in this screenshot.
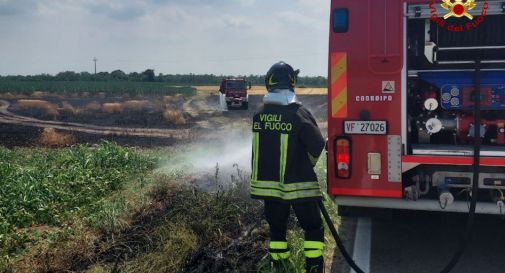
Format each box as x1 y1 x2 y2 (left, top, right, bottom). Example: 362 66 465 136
318 58 483 273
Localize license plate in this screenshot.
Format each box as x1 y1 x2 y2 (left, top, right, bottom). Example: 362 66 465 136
344 121 387 135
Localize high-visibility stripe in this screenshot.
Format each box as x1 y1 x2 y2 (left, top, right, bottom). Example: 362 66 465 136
331 54 347 84
308 153 319 166
251 185 320 194
332 72 347 93
252 132 259 181
269 241 288 250
304 241 325 250
279 134 289 184
251 188 322 200
304 250 323 258
251 181 320 192
279 134 284 183
271 251 291 260
332 87 348 117
304 241 324 258
330 52 348 118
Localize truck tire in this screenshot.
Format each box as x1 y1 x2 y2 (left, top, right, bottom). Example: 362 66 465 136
242 102 248 110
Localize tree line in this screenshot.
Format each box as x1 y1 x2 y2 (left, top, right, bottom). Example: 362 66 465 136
0 69 327 88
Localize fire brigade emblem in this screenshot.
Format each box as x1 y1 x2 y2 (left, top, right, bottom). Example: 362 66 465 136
441 0 477 20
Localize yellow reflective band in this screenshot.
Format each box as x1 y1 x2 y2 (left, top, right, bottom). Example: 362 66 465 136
251 180 320 191
331 52 348 118
271 251 291 260
252 132 259 181
308 153 319 166
304 249 323 258
304 241 325 250
251 188 322 200
279 134 289 184
269 241 288 250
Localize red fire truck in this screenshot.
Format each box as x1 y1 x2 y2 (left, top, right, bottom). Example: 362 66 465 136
327 0 505 214
219 78 249 110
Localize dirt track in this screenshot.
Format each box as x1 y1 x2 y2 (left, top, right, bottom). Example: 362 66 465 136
0 95 327 146
0 100 191 139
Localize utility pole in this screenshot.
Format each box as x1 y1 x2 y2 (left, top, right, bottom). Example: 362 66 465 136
93 57 98 94
93 57 97 76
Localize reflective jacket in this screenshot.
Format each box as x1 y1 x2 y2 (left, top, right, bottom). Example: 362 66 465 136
251 91 325 203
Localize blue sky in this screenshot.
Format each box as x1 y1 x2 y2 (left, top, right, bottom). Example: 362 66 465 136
0 0 330 76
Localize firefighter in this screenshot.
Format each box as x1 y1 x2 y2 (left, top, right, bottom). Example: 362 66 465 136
251 61 326 273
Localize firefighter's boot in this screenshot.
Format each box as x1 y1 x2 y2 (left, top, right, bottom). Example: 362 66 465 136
305 257 324 273
304 241 324 273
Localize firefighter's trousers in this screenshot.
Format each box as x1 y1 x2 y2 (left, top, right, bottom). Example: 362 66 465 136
264 200 324 268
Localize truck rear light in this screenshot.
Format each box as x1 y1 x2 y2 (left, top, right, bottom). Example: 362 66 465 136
334 137 352 179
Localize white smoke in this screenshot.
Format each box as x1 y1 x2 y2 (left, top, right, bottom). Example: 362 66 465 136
156 129 252 188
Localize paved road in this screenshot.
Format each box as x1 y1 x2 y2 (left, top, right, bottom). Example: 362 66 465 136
338 211 505 273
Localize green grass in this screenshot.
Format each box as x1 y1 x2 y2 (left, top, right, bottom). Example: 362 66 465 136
0 145 340 273
0 144 263 273
0 81 197 97
0 142 156 263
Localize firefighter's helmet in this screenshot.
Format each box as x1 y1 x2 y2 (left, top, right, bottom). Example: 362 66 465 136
265 61 300 92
